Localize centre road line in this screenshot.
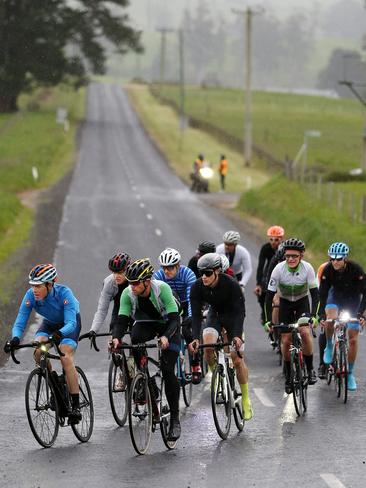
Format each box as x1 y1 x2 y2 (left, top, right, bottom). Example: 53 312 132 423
139 202 145 208
146 214 153 220
320 473 346 488
279 393 297 424
253 388 275 407
155 229 162 236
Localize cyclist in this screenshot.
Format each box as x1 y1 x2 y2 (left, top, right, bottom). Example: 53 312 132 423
154 247 201 383
220 254 235 277
265 242 286 327
264 239 319 393
3 264 82 423
254 226 285 325
111 258 182 441
84 252 131 338
189 253 253 421
319 242 366 391
216 231 252 287
316 260 329 379
188 240 216 277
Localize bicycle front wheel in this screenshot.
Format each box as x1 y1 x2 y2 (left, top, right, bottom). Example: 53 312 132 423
181 347 193 407
230 369 244 432
291 353 304 417
25 368 59 448
128 372 152 455
108 356 128 426
160 379 177 450
71 366 94 442
339 343 348 404
211 366 231 439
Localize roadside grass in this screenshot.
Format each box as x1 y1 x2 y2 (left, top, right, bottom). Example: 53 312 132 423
0 85 85 305
157 85 364 172
126 84 269 193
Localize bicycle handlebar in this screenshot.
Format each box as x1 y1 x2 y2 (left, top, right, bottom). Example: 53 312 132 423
9 338 64 364
198 341 243 358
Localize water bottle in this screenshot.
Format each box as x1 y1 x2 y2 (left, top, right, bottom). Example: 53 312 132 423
127 355 135 378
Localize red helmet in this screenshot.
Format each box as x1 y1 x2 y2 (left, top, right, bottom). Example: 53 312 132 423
267 226 284 238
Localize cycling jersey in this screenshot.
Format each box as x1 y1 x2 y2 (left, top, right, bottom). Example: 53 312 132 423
256 242 276 287
188 254 199 277
12 284 80 339
267 260 317 301
91 274 128 333
318 260 366 317
153 265 196 316
190 273 245 340
216 243 252 286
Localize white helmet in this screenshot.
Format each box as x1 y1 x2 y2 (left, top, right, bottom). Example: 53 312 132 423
159 248 181 266
220 255 230 272
223 230 240 244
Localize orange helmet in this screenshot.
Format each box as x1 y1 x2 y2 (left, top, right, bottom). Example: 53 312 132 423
267 226 284 238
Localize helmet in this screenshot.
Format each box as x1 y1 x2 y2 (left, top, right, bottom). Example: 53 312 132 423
159 248 181 266
125 258 154 282
328 242 349 259
197 253 222 270
223 230 240 244
198 241 216 255
276 242 286 261
108 252 130 272
220 255 230 272
29 264 57 285
198 154 204 161
267 225 285 238
283 238 305 252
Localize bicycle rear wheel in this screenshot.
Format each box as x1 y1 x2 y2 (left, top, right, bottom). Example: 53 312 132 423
108 355 128 426
160 379 177 450
25 368 59 448
128 372 152 455
230 368 244 432
339 343 348 404
211 365 231 439
71 366 94 442
181 347 193 407
291 353 304 416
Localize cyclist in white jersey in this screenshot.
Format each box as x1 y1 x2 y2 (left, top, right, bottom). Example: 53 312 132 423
216 231 252 287
265 238 319 393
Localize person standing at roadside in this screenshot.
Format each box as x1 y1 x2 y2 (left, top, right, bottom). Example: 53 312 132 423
218 155 228 191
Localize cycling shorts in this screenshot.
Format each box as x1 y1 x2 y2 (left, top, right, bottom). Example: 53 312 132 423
203 308 243 342
35 313 82 349
278 296 310 325
325 288 360 329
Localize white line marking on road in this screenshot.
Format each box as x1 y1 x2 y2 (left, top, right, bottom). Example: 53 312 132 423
320 473 346 488
146 214 153 220
253 388 275 407
131 186 136 191
279 394 297 424
155 228 162 236
139 202 145 208
136 194 141 200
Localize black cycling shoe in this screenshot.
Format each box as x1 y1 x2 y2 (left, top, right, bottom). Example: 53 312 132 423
167 417 181 441
308 369 317 385
68 408 82 425
285 380 292 394
317 364 327 380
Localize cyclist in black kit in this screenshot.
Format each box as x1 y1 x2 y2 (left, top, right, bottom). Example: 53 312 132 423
189 253 253 420
188 240 216 277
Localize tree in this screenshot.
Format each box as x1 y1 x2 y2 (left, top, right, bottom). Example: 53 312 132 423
0 0 142 112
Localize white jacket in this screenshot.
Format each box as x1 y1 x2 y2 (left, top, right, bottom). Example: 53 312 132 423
216 243 252 286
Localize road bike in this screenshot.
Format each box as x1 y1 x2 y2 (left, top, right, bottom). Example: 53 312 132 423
199 342 244 440
325 312 356 404
176 336 193 407
8 338 93 447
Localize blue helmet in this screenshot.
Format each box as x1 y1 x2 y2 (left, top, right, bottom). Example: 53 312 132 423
328 242 349 259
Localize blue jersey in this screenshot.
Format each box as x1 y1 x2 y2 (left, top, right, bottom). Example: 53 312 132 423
12 284 80 339
153 265 196 316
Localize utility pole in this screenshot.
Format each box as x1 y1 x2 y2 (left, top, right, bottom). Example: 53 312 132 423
178 28 186 136
232 7 264 167
156 28 174 88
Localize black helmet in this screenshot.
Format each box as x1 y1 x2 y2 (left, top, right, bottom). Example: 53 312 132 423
125 258 154 282
276 242 286 261
198 241 216 255
198 154 204 161
197 253 222 270
283 238 305 252
108 252 131 272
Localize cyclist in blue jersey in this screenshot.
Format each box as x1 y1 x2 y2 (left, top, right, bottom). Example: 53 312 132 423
3 264 82 423
154 248 201 383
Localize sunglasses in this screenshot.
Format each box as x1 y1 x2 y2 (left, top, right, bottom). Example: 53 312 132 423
330 257 344 262
198 269 214 277
128 279 142 286
285 254 301 260
162 265 176 271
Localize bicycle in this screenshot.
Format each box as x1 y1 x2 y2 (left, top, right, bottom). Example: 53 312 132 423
176 336 193 407
80 331 134 426
199 342 244 440
273 316 314 417
325 313 356 404
119 339 178 455
8 338 94 448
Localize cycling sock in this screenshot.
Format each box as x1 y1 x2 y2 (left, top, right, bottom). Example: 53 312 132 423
326 337 332 348
349 362 354 373
240 382 249 400
240 383 253 419
71 394 80 409
304 354 313 372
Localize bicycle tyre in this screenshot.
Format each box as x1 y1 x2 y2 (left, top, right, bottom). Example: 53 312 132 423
300 359 307 413
291 352 303 417
128 372 152 455
230 368 244 432
182 346 193 407
71 366 94 442
108 355 128 426
211 365 231 439
25 368 59 448
160 379 177 450
339 343 348 404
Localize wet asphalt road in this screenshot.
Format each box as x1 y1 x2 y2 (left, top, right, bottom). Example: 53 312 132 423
1 83 366 488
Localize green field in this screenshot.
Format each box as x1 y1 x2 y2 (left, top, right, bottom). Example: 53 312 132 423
0 86 85 302
156 85 365 173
